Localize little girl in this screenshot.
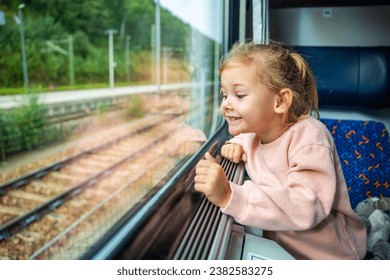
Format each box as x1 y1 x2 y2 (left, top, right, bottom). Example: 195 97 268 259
194 41 367 259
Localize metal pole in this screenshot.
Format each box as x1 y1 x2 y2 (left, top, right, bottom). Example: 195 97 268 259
105 29 117 88
68 35 75 86
162 47 168 84
125 35 131 84
109 30 114 88
151 25 155 82
18 4 29 93
155 0 161 93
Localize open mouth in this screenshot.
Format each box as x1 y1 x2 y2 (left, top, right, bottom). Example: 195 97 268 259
226 116 241 121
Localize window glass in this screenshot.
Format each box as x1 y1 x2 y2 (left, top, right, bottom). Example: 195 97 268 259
0 0 223 259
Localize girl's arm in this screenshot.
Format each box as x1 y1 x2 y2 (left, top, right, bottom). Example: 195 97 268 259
221 144 337 231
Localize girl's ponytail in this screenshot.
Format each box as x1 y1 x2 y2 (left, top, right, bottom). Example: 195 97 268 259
290 52 320 120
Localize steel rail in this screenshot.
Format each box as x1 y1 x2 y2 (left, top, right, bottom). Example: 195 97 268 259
0 119 179 241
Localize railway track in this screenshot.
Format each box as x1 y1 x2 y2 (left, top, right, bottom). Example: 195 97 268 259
0 113 201 259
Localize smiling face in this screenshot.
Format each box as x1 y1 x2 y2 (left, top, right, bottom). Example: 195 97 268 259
220 63 287 144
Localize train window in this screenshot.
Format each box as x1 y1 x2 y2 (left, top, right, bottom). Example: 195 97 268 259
0 0 223 259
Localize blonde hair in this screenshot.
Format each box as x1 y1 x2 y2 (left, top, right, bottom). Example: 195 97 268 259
219 41 319 124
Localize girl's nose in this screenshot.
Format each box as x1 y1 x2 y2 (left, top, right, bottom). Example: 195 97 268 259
221 96 233 111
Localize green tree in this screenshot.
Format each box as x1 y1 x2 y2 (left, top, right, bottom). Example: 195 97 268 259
0 0 189 90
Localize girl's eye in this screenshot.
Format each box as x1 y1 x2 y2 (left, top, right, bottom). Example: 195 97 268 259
236 93 246 99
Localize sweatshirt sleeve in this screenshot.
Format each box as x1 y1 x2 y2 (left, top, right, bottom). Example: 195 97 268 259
221 144 337 231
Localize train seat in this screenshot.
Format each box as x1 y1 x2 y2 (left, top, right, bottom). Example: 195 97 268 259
321 118 390 208
295 46 390 108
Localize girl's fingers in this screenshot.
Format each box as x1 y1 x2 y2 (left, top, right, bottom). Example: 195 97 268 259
194 174 206 184
242 152 247 162
196 159 212 170
233 148 243 163
204 152 217 163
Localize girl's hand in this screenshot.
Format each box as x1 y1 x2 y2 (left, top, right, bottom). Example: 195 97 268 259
221 143 247 163
194 152 231 208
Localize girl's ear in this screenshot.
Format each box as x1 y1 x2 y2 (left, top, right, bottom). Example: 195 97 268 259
274 88 293 114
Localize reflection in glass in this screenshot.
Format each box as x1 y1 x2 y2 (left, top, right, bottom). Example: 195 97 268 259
0 0 222 259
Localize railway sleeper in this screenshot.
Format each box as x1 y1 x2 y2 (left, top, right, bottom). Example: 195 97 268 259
29 181 67 194
10 190 48 202
0 205 24 216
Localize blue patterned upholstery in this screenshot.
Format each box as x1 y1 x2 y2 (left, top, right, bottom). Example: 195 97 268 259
321 119 390 208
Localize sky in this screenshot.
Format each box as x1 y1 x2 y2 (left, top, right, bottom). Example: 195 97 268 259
159 0 223 42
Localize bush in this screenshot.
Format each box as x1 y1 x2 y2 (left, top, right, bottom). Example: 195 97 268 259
126 95 145 118
0 94 49 154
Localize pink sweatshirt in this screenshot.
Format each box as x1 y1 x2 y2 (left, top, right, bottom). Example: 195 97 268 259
221 115 367 259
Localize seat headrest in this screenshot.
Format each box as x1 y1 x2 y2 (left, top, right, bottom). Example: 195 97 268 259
294 47 390 108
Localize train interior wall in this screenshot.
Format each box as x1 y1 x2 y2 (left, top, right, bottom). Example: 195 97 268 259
269 5 390 47
269 5 390 130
